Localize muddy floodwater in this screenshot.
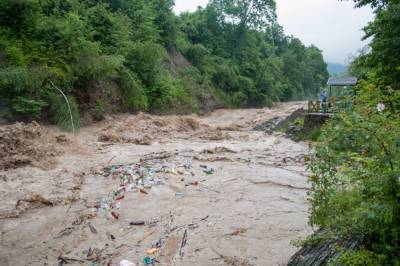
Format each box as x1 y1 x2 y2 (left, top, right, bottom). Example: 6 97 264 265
0 102 312 266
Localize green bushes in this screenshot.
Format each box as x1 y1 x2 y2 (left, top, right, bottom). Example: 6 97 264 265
76 54 124 81
0 0 188 126
0 67 45 94
304 2 400 263
308 83 400 264
46 91 80 132
148 73 193 113
120 70 148 112
184 44 209 67
125 42 164 86
231 91 248 107
330 250 386 266
12 97 47 119
0 66 48 118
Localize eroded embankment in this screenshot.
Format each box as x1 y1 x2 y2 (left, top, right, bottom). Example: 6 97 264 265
0 102 311 266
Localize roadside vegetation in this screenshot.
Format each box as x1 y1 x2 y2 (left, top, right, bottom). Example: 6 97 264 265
306 0 400 264
0 0 328 130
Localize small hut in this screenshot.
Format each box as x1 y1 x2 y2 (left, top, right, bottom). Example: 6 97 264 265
308 76 358 113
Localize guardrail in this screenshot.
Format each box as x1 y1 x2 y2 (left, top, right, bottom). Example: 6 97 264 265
308 96 353 113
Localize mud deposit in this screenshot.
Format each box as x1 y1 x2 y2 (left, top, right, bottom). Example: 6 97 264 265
0 102 311 266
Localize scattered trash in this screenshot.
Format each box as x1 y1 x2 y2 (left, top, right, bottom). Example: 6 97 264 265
143 256 154 265
130 220 145 226
120 259 136 266
200 165 214 175
96 159 193 224
146 248 158 255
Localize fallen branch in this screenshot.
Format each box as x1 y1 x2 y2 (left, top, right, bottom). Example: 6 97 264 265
137 230 155 245
58 256 85 265
247 179 309 191
179 229 188 257
200 215 210 221
199 183 221 194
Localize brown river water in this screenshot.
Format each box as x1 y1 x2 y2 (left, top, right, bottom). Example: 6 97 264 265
0 102 312 266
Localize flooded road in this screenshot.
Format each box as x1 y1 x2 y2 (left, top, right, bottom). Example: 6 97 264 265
0 102 311 266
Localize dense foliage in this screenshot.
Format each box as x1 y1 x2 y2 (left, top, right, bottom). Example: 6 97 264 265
178 0 328 106
0 0 190 129
310 1 400 264
0 0 328 129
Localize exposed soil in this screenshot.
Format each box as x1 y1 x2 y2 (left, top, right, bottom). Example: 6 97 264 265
0 102 311 266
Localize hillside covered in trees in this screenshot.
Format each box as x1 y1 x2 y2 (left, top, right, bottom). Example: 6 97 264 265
0 0 328 129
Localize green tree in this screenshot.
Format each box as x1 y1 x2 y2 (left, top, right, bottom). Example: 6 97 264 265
349 0 400 103
210 0 277 30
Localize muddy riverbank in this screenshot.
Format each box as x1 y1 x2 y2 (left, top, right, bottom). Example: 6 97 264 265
0 102 311 266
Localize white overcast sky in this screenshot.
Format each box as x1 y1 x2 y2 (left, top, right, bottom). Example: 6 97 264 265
174 0 374 65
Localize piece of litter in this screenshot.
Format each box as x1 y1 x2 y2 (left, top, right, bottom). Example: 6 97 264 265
130 220 145 226
111 211 119 220
146 248 158 255
120 259 136 266
143 256 154 265
139 188 148 195
175 192 184 198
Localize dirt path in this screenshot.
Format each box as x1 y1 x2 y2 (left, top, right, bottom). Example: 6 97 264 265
0 102 311 266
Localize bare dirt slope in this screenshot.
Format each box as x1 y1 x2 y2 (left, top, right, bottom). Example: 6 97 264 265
0 102 311 266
